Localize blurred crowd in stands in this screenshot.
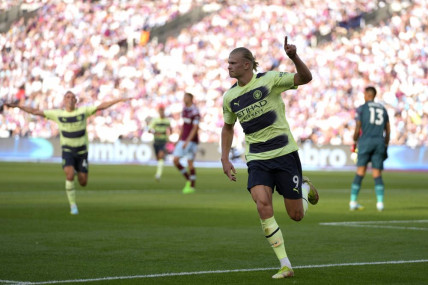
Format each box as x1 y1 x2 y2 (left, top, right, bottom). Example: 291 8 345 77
0 0 426 147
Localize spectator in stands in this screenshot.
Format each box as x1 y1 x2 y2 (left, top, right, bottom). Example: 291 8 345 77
0 0 426 148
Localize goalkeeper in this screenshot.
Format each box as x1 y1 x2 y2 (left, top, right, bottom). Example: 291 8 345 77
349 86 390 211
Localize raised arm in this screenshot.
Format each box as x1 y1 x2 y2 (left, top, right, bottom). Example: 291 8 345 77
96 97 132 112
5 102 45 117
221 123 237 181
284 36 312 86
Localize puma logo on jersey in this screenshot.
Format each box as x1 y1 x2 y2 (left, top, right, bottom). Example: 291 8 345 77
293 188 300 194
234 101 240 106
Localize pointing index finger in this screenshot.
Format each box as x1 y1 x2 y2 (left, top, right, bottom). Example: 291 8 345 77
285 36 288 47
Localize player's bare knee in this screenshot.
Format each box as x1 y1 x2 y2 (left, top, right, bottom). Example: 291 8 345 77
257 199 269 208
257 204 266 215
256 201 272 218
78 179 87 187
289 210 304 222
173 157 180 166
290 215 304 222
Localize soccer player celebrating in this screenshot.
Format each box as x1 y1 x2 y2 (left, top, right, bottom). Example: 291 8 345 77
221 36 319 279
5 91 132 215
349 86 390 211
172 92 200 194
148 104 172 181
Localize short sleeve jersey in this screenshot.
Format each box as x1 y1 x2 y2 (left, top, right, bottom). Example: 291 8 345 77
222 71 298 162
355 101 389 141
180 104 200 143
149 117 171 143
44 106 97 152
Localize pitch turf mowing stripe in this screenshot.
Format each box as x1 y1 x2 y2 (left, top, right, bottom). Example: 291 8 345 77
0 188 420 195
0 189 223 195
4 259 428 284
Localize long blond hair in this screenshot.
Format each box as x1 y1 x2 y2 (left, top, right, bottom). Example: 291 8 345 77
231 47 259 72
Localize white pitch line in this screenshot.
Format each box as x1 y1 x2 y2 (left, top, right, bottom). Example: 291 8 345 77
4 259 428 285
321 220 428 225
320 220 428 231
328 224 427 231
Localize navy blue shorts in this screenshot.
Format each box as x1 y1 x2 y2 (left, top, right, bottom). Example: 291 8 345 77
247 151 303 199
153 142 167 156
62 151 88 173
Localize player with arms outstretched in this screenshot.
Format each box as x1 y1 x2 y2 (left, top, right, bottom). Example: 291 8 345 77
6 91 132 215
221 36 319 279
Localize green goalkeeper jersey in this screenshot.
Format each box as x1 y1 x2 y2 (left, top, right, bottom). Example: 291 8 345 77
222 71 299 162
44 106 97 153
356 100 389 142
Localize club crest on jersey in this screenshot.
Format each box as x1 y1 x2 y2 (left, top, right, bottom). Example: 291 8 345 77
253 90 262 100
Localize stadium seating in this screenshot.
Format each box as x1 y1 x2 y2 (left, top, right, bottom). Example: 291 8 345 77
0 0 426 147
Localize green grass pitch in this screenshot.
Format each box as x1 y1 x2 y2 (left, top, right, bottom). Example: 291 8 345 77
0 161 427 284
